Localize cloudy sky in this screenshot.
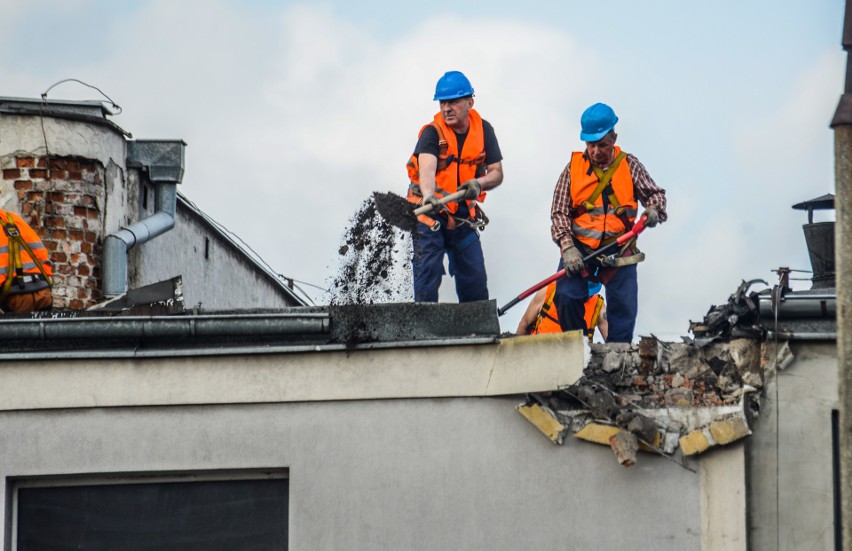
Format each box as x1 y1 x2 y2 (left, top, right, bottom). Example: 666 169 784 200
1 0 844 338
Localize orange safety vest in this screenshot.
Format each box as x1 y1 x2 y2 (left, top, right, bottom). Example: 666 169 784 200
531 281 604 341
569 146 638 250
406 108 487 221
0 210 53 291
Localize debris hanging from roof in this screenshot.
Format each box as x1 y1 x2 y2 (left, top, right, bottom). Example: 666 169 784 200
518 335 793 468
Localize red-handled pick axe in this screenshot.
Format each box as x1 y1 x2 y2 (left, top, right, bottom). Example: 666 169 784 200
497 215 650 317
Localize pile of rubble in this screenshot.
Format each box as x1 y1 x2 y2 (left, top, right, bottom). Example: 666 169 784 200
518 280 795 468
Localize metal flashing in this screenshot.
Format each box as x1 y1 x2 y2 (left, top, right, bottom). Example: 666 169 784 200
0 96 130 136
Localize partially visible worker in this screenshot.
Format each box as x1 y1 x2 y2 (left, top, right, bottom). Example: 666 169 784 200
406 70 504 303
0 209 53 313
550 103 666 343
516 280 608 342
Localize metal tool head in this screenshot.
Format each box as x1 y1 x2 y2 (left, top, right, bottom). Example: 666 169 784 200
373 191 419 232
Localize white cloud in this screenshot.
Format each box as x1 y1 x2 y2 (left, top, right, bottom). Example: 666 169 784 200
0 2 842 339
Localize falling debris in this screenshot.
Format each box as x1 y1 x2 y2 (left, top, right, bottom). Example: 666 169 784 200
329 195 413 306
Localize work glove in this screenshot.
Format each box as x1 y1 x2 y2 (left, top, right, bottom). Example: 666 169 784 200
458 179 482 201
643 208 660 227
561 243 585 277
422 194 442 213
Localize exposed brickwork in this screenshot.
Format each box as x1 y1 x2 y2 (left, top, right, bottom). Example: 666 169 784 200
2 155 106 309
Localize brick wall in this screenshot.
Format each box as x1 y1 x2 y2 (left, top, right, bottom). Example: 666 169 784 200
1 155 105 309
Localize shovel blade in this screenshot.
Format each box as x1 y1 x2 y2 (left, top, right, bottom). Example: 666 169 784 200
373 191 419 232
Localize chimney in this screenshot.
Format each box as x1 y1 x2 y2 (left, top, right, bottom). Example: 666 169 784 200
792 193 836 289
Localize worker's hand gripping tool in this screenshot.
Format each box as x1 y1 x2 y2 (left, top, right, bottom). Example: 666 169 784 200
497 215 649 316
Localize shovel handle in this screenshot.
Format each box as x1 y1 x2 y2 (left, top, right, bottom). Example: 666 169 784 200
413 190 469 216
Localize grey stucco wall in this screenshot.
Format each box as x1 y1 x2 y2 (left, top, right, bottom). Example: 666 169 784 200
128 197 297 309
747 341 839 550
0 397 703 550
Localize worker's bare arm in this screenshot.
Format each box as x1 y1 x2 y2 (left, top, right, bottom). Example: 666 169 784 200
417 153 439 197
516 287 547 335
479 161 503 191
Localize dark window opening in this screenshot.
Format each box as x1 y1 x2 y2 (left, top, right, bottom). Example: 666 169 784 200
14 474 288 551
142 185 148 210
204 237 210 260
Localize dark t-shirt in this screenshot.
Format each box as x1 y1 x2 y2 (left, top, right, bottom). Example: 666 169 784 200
413 119 502 178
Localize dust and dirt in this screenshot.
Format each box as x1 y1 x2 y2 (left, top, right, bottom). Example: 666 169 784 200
329 194 414 307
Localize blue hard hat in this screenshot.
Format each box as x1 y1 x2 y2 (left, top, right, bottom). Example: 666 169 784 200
587 281 603 297
580 103 618 142
434 71 474 101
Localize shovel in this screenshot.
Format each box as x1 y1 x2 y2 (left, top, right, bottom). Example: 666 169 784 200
497 215 649 316
373 190 468 232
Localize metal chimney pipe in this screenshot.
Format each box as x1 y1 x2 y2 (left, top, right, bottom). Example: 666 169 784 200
791 194 836 289
103 140 186 296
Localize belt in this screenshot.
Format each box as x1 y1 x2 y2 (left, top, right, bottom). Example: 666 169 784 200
19 274 44 284
3 273 50 297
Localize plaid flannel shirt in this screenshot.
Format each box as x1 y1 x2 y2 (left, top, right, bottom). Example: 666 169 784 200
550 153 667 250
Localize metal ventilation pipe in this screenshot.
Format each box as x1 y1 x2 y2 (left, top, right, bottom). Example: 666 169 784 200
103 139 186 296
791 194 836 289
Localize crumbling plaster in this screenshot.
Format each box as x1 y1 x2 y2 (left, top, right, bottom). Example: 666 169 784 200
0 113 128 233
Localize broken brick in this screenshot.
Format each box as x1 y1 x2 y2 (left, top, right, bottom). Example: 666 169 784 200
638 336 658 358
664 388 694 407
609 431 639 467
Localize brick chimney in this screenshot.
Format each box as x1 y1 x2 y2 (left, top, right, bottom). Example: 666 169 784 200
0 97 130 309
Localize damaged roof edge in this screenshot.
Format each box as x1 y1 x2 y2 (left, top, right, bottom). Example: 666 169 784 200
517 337 792 468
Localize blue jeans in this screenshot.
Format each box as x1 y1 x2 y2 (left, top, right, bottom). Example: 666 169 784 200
554 259 638 343
412 222 488 303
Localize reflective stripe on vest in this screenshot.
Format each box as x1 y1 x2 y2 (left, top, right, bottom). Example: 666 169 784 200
406 108 486 219
569 147 637 250
0 210 53 288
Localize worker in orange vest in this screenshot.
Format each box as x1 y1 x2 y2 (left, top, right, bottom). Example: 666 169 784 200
406 71 504 303
516 281 608 342
550 103 667 342
0 210 53 313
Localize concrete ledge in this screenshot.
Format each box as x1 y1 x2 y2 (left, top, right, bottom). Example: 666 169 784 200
0 331 585 411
